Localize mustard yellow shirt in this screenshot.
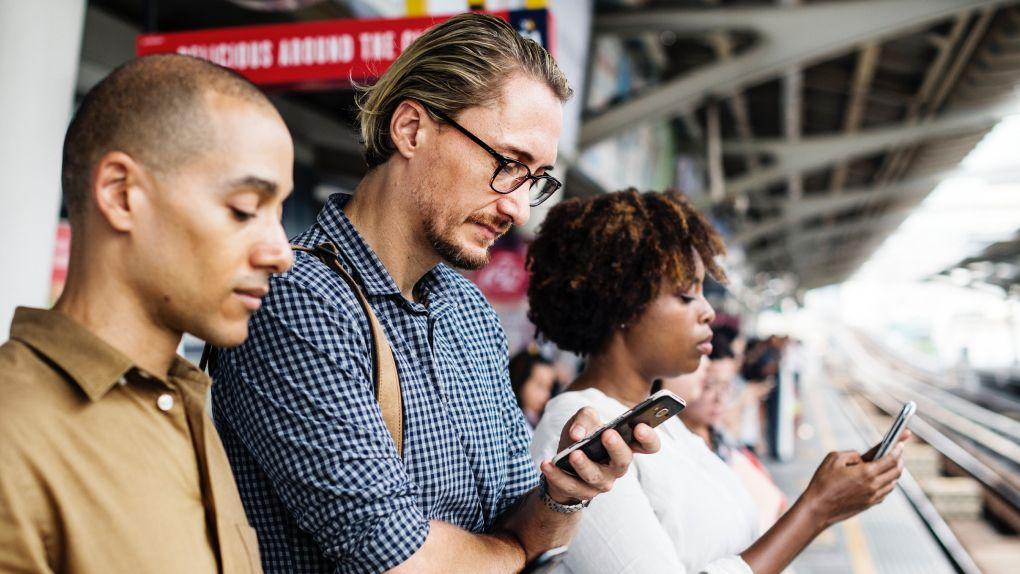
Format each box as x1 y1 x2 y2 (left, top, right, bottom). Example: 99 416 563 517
0 307 261 573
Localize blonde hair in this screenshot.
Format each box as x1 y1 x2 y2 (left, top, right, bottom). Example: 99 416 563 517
356 12 572 169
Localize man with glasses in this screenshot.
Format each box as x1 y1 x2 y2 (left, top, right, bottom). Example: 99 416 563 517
211 13 660 574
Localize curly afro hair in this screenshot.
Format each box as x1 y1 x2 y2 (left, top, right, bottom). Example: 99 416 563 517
526 189 726 356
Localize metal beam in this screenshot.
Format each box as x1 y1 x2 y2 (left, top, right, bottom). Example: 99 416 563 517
734 179 935 244
876 10 987 185
582 0 1011 148
732 159 1020 249
783 234 891 271
746 210 908 262
722 100 1019 196
708 32 761 174
800 246 893 288
830 42 882 194
761 234 878 267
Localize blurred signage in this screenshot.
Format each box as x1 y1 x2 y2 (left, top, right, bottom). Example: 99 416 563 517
50 220 71 302
136 9 552 89
470 247 529 303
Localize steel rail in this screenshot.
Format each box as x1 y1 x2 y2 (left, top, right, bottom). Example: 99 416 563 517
841 387 984 574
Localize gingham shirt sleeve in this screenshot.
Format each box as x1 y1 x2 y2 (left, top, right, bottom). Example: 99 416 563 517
492 328 541 517
216 273 429 572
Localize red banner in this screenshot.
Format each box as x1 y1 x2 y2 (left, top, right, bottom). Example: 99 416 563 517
470 247 530 303
136 9 551 89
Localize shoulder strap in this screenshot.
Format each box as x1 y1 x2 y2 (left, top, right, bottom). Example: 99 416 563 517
201 243 404 457
291 243 404 457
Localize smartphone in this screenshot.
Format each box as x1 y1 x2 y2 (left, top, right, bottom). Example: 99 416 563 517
521 547 568 574
553 389 686 476
864 401 916 461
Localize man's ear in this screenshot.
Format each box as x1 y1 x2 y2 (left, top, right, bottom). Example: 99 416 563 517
389 99 431 160
92 151 146 233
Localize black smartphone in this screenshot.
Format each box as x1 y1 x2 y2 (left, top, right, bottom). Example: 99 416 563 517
521 547 568 574
552 389 686 476
863 401 916 461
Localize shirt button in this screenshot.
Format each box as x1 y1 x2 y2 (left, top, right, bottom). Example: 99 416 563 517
156 393 175 412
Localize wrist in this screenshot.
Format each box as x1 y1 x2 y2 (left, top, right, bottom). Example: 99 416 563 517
794 490 831 531
540 476 581 505
539 476 589 513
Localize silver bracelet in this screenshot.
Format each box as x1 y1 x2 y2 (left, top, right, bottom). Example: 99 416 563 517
539 476 590 514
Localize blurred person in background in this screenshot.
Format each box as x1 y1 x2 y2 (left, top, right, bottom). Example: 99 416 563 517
509 347 560 428
741 336 783 454
527 189 909 574
0 54 294 573
676 340 788 533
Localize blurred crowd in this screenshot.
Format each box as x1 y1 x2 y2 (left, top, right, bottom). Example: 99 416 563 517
509 326 798 535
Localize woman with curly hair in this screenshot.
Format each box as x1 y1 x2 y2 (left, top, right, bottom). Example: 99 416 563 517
527 189 908 574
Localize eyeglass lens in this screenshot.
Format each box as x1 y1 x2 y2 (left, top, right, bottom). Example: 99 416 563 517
493 161 558 206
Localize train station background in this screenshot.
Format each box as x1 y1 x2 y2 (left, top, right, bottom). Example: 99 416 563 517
2 0 1020 571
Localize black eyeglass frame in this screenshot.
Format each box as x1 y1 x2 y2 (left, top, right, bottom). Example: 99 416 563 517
427 106 562 207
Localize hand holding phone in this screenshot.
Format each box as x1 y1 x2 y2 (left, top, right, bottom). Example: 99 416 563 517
863 401 916 462
552 390 685 476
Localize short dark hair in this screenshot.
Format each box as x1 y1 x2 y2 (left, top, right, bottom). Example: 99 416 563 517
527 189 727 356
61 54 273 220
709 325 738 360
508 348 553 409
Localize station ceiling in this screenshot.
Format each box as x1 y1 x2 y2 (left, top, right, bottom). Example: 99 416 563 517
86 0 1020 292
589 0 1020 290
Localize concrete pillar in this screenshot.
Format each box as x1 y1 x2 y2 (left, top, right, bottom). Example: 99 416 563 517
0 0 85 338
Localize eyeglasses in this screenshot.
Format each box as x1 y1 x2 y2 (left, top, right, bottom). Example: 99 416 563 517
428 107 562 207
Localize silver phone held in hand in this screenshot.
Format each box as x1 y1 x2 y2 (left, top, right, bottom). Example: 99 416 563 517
552 389 686 476
864 401 916 461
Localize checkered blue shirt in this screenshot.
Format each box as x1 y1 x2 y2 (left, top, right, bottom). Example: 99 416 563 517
211 194 538 573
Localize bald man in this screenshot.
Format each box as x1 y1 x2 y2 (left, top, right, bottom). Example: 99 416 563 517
0 55 293 573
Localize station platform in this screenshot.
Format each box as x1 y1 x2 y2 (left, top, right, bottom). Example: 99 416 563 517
764 364 957 574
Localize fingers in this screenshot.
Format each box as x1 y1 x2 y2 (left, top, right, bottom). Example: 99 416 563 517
861 443 880 462
831 450 861 467
547 408 660 505
563 431 631 487
869 480 897 504
868 444 902 475
897 429 913 444
540 460 601 501
566 450 611 492
873 454 904 486
600 429 634 476
566 407 601 442
630 423 661 455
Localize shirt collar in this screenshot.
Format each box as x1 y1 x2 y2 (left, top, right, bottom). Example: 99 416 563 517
8 307 210 400
9 307 135 402
316 194 460 313
316 194 403 297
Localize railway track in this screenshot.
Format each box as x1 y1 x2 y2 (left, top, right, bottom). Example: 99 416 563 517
826 328 1020 572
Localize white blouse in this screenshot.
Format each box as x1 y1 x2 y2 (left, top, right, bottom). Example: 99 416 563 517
531 388 760 574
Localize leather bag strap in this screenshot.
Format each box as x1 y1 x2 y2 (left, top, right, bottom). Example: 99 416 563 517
201 242 404 456
291 243 404 457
